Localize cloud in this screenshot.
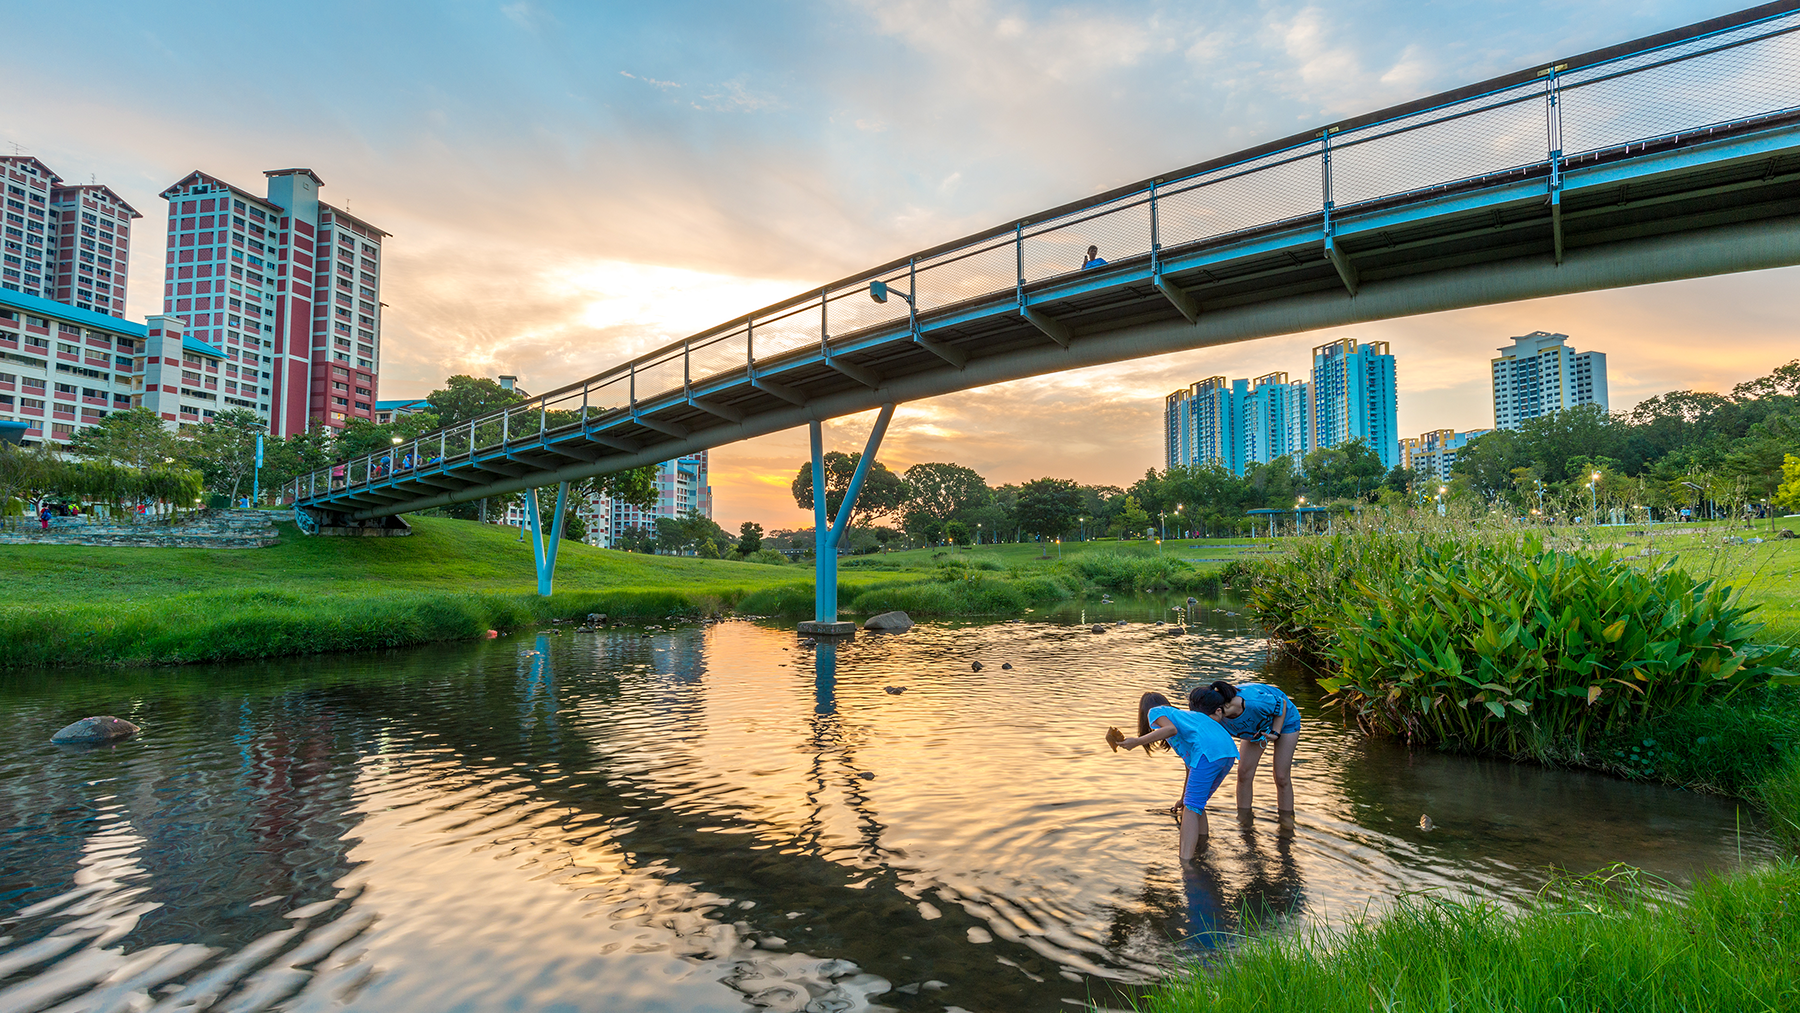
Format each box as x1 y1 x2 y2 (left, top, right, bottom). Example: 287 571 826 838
620 70 682 90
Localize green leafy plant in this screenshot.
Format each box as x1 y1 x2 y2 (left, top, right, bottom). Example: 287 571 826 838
1298 534 1797 752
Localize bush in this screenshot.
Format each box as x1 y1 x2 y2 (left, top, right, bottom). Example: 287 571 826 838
848 574 1071 615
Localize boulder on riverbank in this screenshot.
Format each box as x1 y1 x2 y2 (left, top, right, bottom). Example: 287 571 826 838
864 611 915 632
51 716 139 745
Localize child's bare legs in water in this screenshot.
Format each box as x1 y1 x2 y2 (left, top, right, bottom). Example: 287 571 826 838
1234 731 1298 815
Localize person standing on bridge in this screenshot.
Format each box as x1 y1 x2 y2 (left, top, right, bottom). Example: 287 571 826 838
1082 245 1107 270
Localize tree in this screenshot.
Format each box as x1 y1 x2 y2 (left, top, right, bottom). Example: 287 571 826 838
263 423 336 497
1776 454 1800 512
1383 464 1415 495
791 451 906 528
1015 477 1082 540
1301 440 1387 501
944 520 971 546
737 521 764 554
425 375 525 427
1110 495 1151 539
614 524 658 553
901 462 991 535
182 409 266 501
654 508 732 555
1452 430 1525 503
66 407 179 469
585 466 659 512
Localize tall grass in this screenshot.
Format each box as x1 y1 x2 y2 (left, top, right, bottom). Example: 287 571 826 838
1146 862 1800 1012
1051 549 1224 596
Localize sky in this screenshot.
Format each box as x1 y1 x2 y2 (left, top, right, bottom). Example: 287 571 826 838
5 0 1796 529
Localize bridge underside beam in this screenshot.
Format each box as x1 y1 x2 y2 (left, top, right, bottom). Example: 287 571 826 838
335 212 1800 521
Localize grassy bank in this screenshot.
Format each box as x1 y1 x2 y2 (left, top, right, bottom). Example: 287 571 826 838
0 515 893 667
1149 862 1800 1012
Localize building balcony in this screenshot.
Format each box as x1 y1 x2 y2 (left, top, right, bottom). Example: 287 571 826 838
52 409 74 421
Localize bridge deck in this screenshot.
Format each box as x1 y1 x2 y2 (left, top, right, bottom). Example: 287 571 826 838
294 3 1800 523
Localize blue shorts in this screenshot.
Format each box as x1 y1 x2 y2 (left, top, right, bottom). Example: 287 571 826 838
1278 712 1302 736
1183 756 1235 814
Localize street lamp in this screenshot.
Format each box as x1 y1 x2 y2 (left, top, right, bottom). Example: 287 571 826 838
1588 471 1601 522
1295 496 1306 536
976 522 982 546
1436 484 1447 518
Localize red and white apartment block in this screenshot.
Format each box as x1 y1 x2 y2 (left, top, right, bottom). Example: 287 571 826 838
2 155 139 317
155 168 387 437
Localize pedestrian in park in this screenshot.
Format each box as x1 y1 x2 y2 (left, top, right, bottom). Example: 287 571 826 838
1106 688 1237 861
1082 244 1107 270
1208 680 1300 824
331 463 346 489
39 505 51 531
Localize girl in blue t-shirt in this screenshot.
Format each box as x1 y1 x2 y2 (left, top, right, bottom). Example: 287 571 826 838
1108 689 1237 861
1209 680 1301 820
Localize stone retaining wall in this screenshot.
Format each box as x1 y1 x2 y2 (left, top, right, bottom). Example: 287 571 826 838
0 508 279 549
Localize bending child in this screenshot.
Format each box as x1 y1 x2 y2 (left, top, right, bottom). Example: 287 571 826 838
1108 689 1237 862
1209 680 1301 821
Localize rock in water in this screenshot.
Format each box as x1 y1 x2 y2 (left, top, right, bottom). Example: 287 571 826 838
885 686 907 694
971 661 983 672
1091 624 1107 633
1418 814 1435 832
1001 663 1013 670
51 716 139 745
864 611 915 632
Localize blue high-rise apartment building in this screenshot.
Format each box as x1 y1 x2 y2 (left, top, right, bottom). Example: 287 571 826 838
1241 371 1311 469
1309 338 1399 469
1164 376 1242 474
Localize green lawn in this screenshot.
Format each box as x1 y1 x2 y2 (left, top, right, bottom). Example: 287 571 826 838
0 515 889 667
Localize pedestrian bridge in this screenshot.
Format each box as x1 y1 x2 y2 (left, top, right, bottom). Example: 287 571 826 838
292 2 1800 621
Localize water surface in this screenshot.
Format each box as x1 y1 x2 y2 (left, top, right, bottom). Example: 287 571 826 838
0 603 1770 1012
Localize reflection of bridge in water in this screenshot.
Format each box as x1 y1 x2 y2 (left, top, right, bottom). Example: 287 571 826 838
292 5 1800 621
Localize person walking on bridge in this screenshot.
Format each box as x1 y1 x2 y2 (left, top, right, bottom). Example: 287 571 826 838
1081 245 1107 270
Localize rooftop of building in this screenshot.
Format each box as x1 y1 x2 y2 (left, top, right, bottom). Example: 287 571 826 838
182 335 227 360
0 155 61 182
0 287 146 336
51 183 143 218
320 202 392 239
159 171 282 212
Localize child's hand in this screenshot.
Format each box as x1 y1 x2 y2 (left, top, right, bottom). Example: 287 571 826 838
1105 727 1126 752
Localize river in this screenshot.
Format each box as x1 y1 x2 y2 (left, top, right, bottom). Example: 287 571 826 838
0 601 1772 1012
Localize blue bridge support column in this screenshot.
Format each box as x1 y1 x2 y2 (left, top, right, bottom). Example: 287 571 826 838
799 403 896 636
524 481 570 596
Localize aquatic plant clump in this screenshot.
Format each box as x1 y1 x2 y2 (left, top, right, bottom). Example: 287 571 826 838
1243 533 1798 753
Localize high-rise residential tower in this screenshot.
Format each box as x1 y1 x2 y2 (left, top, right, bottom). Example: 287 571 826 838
1240 371 1311 470
607 453 713 548
1164 376 1243 474
1400 427 1492 483
2 156 139 317
1310 338 1399 469
1490 331 1608 430
157 168 387 438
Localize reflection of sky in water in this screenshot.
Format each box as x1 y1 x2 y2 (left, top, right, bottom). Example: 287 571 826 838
0 606 1774 1013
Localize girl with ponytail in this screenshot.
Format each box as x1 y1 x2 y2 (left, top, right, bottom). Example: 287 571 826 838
1107 690 1237 861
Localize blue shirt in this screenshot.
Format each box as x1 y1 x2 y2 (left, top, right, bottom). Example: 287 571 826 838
1147 705 1238 767
1081 257 1107 270
1219 683 1292 741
